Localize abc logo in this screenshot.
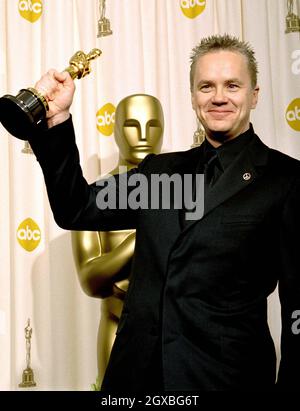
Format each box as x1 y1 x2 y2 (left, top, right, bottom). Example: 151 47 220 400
96 103 116 136
17 218 41 252
19 0 43 23
286 98 300 132
180 0 206 19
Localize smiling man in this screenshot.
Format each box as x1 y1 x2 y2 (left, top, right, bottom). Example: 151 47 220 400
26 34 300 391
191 46 259 145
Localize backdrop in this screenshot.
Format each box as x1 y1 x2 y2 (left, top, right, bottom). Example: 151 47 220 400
0 0 299 390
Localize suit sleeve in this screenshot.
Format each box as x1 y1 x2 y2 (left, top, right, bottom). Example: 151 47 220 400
28 116 154 231
276 177 300 390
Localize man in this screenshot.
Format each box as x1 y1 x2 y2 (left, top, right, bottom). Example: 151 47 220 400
28 34 300 391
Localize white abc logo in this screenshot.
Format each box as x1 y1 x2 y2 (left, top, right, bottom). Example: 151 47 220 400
286 106 300 121
286 98 300 132
17 225 41 241
96 103 115 136
181 0 206 8
19 0 42 13
97 111 115 127
17 218 41 251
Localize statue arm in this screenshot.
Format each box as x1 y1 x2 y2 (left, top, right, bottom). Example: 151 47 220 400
72 230 136 298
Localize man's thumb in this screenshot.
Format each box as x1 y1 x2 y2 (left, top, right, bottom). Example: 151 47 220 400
54 71 72 83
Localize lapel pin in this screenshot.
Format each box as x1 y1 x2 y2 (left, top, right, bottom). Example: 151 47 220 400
243 172 252 181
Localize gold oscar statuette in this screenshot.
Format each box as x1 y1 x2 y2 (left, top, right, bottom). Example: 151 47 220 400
97 0 113 37
19 319 36 388
21 140 34 155
0 48 102 140
285 0 300 33
191 121 205 148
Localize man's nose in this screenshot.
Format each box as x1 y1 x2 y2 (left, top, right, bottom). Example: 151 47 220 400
211 87 228 104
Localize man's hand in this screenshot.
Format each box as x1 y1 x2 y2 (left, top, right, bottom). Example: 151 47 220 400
34 69 75 128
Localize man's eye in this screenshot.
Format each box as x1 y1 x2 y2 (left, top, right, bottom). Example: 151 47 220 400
200 85 212 92
228 84 239 89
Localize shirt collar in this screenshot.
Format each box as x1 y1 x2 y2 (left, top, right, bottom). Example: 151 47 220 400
204 124 255 171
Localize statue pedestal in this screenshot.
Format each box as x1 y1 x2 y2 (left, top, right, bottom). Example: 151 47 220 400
285 14 300 33
19 367 36 388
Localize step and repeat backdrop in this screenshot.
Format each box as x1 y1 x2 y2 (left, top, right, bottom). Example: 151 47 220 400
0 0 299 390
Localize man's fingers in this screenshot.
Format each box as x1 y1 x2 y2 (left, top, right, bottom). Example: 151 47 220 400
35 69 68 99
54 71 71 83
47 68 59 77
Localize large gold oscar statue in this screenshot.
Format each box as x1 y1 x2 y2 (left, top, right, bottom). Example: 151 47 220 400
72 94 164 386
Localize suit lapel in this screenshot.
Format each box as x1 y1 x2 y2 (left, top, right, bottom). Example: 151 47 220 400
152 145 205 260
153 135 270 268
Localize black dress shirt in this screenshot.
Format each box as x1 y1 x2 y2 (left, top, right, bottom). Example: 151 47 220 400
203 124 255 187
180 125 255 229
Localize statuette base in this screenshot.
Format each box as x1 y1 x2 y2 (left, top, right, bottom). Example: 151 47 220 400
98 18 113 37
19 367 36 388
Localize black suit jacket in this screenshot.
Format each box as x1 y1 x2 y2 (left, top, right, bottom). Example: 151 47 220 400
29 118 300 391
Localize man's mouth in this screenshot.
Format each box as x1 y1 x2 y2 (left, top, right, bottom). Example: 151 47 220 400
208 109 233 116
207 110 234 119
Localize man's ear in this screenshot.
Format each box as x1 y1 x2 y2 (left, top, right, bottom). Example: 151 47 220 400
251 85 260 109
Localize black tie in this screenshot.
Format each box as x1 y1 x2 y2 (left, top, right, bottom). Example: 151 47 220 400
204 149 223 188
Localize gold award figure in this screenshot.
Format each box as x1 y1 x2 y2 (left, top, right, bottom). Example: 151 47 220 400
191 121 205 148
72 94 164 386
0 48 101 140
19 319 36 388
98 0 113 37
285 0 300 33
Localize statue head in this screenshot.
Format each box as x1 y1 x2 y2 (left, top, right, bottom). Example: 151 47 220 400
114 94 164 164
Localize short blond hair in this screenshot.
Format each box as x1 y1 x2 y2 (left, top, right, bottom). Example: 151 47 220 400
190 34 258 91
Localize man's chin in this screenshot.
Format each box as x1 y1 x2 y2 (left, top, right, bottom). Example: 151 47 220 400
205 125 233 143
209 130 232 142
203 119 232 136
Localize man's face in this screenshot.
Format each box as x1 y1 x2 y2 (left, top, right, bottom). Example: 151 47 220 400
191 50 259 145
